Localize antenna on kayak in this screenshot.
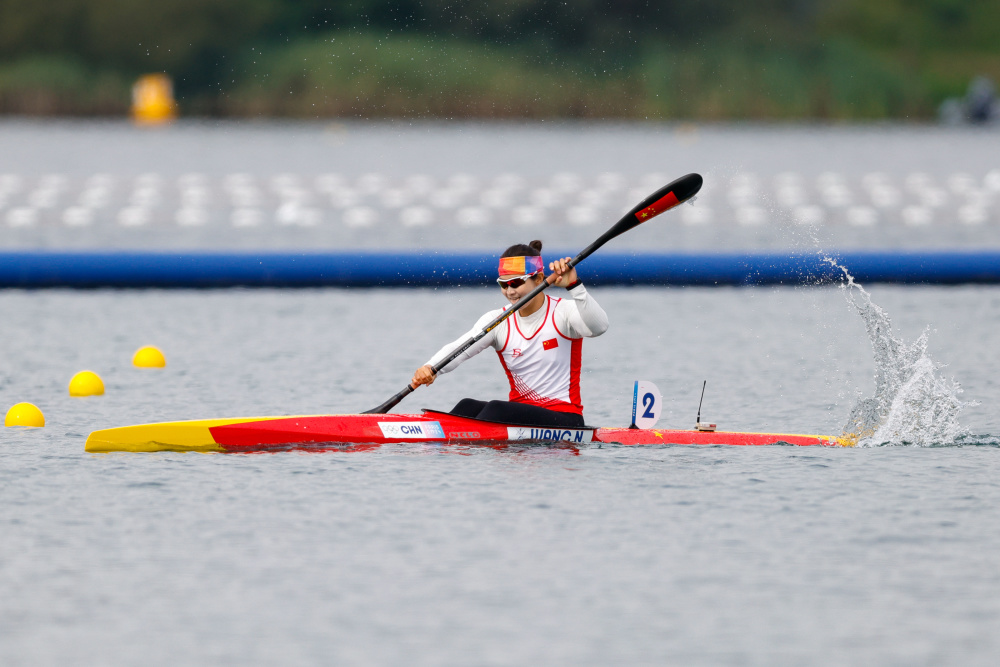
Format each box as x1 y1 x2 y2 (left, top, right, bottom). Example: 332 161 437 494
695 381 716 432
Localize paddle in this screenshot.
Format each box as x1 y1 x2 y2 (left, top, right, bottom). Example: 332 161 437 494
364 172 704 414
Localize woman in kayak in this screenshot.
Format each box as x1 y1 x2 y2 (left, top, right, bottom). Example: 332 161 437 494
411 240 608 428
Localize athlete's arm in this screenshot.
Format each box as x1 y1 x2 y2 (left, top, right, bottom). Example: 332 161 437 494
410 308 505 386
554 284 609 338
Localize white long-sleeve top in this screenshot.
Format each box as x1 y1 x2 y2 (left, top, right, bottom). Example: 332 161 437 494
426 284 609 374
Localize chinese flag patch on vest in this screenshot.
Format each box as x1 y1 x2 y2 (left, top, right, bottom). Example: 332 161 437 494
542 338 559 351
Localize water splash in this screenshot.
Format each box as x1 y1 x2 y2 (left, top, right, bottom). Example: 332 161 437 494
826 258 969 447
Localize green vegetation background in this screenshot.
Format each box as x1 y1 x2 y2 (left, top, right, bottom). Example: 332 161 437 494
1 0 998 120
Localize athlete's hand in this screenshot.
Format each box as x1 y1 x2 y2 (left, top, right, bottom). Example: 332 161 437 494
547 257 578 287
411 364 436 388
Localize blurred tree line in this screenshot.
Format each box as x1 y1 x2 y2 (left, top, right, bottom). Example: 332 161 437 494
0 0 998 118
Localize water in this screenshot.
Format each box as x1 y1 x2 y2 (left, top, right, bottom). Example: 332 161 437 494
2 285 1000 665
835 264 970 446
3 120 1000 664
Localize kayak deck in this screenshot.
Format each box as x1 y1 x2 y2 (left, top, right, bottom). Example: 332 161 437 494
84 411 850 453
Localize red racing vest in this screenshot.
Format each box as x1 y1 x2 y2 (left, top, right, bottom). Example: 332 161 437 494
496 295 583 415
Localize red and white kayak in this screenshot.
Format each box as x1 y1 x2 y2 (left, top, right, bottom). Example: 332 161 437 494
84 410 851 452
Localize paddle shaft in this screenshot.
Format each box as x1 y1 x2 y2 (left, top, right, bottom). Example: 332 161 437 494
364 173 703 415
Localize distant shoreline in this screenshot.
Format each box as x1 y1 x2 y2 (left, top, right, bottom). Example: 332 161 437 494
2 33 997 121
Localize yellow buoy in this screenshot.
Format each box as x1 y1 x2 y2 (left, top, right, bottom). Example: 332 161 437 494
69 370 105 397
5 402 45 427
133 346 166 368
131 74 177 125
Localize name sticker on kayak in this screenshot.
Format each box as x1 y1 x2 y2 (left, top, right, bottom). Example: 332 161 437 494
507 427 593 443
378 421 445 439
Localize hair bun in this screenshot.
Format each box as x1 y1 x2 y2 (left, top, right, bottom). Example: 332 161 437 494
500 240 544 259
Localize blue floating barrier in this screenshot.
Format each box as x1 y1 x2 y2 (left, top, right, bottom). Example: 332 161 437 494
0 250 998 288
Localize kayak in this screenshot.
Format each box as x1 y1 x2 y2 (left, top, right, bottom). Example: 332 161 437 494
84 410 851 452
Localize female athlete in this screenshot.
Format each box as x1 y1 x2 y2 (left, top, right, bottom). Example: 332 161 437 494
411 240 608 428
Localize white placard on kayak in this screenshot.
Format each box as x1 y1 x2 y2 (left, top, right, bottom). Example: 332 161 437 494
378 421 445 439
631 380 662 429
507 427 593 443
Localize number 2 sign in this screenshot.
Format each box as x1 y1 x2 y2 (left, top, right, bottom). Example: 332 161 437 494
630 380 662 429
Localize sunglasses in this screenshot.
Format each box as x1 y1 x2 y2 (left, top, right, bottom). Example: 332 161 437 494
496 272 538 289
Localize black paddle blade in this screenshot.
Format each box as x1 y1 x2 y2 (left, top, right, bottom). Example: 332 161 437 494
573 172 702 265
620 172 702 235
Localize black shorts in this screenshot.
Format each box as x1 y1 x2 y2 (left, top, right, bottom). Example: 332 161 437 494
449 398 585 428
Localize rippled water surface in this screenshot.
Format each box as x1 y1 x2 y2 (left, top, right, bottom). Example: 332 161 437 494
3 119 1000 664
2 285 1000 665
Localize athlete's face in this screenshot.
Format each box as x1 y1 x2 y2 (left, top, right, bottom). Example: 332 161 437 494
499 272 546 310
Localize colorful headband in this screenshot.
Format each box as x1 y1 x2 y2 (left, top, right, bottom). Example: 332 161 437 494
499 255 544 276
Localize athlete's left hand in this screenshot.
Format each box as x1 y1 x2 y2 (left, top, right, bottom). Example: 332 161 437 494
547 257 577 287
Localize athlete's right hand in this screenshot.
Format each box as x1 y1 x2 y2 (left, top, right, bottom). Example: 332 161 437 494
411 364 437 388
